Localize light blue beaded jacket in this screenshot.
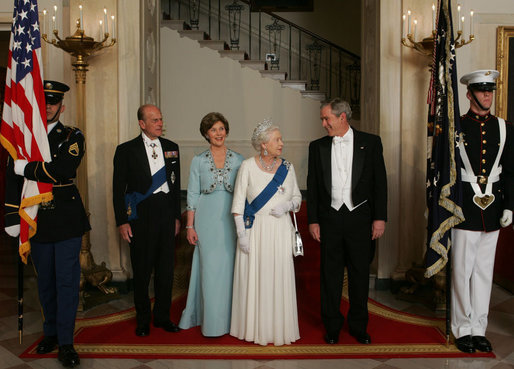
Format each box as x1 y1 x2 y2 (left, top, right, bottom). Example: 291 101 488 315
186 149 244 211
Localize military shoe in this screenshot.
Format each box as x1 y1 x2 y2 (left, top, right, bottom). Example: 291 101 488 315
36 336 58 354
455 335 475 353
472 336 493 352
58 345 80 368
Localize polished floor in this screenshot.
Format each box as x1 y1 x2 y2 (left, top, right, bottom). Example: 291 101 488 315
1 237 513 369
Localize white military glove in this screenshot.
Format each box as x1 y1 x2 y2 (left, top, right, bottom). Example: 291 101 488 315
14 159 28 176
270 199 300 218
234 215 250 254
5 224 20 237
500 209 513 227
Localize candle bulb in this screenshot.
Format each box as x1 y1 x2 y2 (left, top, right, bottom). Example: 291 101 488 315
53 5 57 32
402 14 406 38
413 19 417 41
457 4 461 31
43 9 46 35
52 15 56 32
470 10 474 35
111 15 116 38
79 5 83 30
104 8 108 35
432 3 436 32
461 16 465 34
99 20 103 40
407 10 412 35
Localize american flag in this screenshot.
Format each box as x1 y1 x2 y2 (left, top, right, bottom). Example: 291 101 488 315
0 0 53 264
425 0 464 277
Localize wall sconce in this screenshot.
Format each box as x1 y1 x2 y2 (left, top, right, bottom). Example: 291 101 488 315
401 2 474 57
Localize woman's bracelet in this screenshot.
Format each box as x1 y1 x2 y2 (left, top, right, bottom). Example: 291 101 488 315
185 226 194 229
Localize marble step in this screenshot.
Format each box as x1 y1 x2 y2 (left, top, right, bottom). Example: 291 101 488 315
239 60 267 71
198 40 228 51
260 70 287 81
280 80 307 91
301 90 326 101
178 30 207 41
218 50 247 61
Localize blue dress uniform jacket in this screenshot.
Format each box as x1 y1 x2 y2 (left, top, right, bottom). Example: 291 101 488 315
456 111 514 231
4 122 91 241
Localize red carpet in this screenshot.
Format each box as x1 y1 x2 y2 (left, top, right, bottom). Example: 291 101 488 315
20 204 495 359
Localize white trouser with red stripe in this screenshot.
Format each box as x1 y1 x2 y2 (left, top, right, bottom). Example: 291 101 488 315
451 228 499 339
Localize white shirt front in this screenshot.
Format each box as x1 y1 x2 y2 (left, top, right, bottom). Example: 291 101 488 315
142 132 169 194
330 128 366 211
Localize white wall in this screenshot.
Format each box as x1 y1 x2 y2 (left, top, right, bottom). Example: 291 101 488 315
160 26 326 190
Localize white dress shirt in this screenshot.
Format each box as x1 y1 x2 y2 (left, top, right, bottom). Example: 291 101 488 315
142 132 169 194
330 128 366 211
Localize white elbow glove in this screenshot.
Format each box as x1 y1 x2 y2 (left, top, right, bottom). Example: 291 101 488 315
234 215 250 254
14 159 28 176
500 209 513 228
270 198 300 218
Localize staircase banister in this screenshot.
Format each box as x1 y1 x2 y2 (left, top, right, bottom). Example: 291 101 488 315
239 0 360 60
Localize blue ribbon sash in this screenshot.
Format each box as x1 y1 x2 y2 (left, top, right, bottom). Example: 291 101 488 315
243 161 289 229
125 166 166 221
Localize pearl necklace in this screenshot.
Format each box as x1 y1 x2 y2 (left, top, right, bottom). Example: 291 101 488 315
259 155 277 171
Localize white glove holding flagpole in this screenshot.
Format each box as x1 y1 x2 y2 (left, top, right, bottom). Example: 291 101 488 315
234 215 250 254
500 209 513 227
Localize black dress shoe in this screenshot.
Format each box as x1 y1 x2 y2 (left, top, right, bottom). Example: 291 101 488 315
324 333 339 344
36 335 58 354
135 325 150 337
472 336 492 352
455 335 475 353
154 320 180 332
350 330 371 344
58 345 80 368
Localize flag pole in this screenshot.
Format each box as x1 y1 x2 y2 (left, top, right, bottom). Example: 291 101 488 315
446 246 451 347
17 249 24 344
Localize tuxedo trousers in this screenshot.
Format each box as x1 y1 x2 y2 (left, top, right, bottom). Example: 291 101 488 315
319 203 372 336
451 228 499 338
130 192 176 326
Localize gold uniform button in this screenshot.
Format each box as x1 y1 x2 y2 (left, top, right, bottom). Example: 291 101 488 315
482 159 486 164
72 196 75 200
482 131 486 135
482 140 487 144
481 122 485 126
482 149 486 154
482 169 487 174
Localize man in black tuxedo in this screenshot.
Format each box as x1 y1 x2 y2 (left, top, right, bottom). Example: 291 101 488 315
307 98 387 345
113 104 181 337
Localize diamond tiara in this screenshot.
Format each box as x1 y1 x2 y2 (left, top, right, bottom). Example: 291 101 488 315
252 118 273 142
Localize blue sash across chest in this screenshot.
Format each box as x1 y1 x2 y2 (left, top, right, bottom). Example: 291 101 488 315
125 166 166 221
243 161 288 229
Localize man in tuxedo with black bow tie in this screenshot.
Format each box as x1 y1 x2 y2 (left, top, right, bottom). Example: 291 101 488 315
113 104 181 337
307 98 387 345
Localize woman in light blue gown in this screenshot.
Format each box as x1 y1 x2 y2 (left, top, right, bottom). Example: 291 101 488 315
179 112 244 337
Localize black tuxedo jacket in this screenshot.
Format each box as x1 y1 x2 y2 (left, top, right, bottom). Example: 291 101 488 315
112 135 181 227
307 129 387 224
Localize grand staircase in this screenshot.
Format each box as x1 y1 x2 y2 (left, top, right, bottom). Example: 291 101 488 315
162 19 327 101
161 0 361 108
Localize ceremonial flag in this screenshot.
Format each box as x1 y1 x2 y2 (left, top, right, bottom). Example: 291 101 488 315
0 0 52 264
425 0 465 278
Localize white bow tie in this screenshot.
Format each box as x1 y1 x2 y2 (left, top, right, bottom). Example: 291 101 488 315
333 135 351 144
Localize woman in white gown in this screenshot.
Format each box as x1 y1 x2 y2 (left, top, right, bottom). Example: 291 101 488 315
230 119 302 346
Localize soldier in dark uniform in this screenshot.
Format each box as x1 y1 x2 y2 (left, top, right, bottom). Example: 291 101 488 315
452 70 513 354
4 80 90 368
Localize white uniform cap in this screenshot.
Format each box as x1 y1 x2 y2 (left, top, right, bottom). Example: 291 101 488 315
460 69 499 91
